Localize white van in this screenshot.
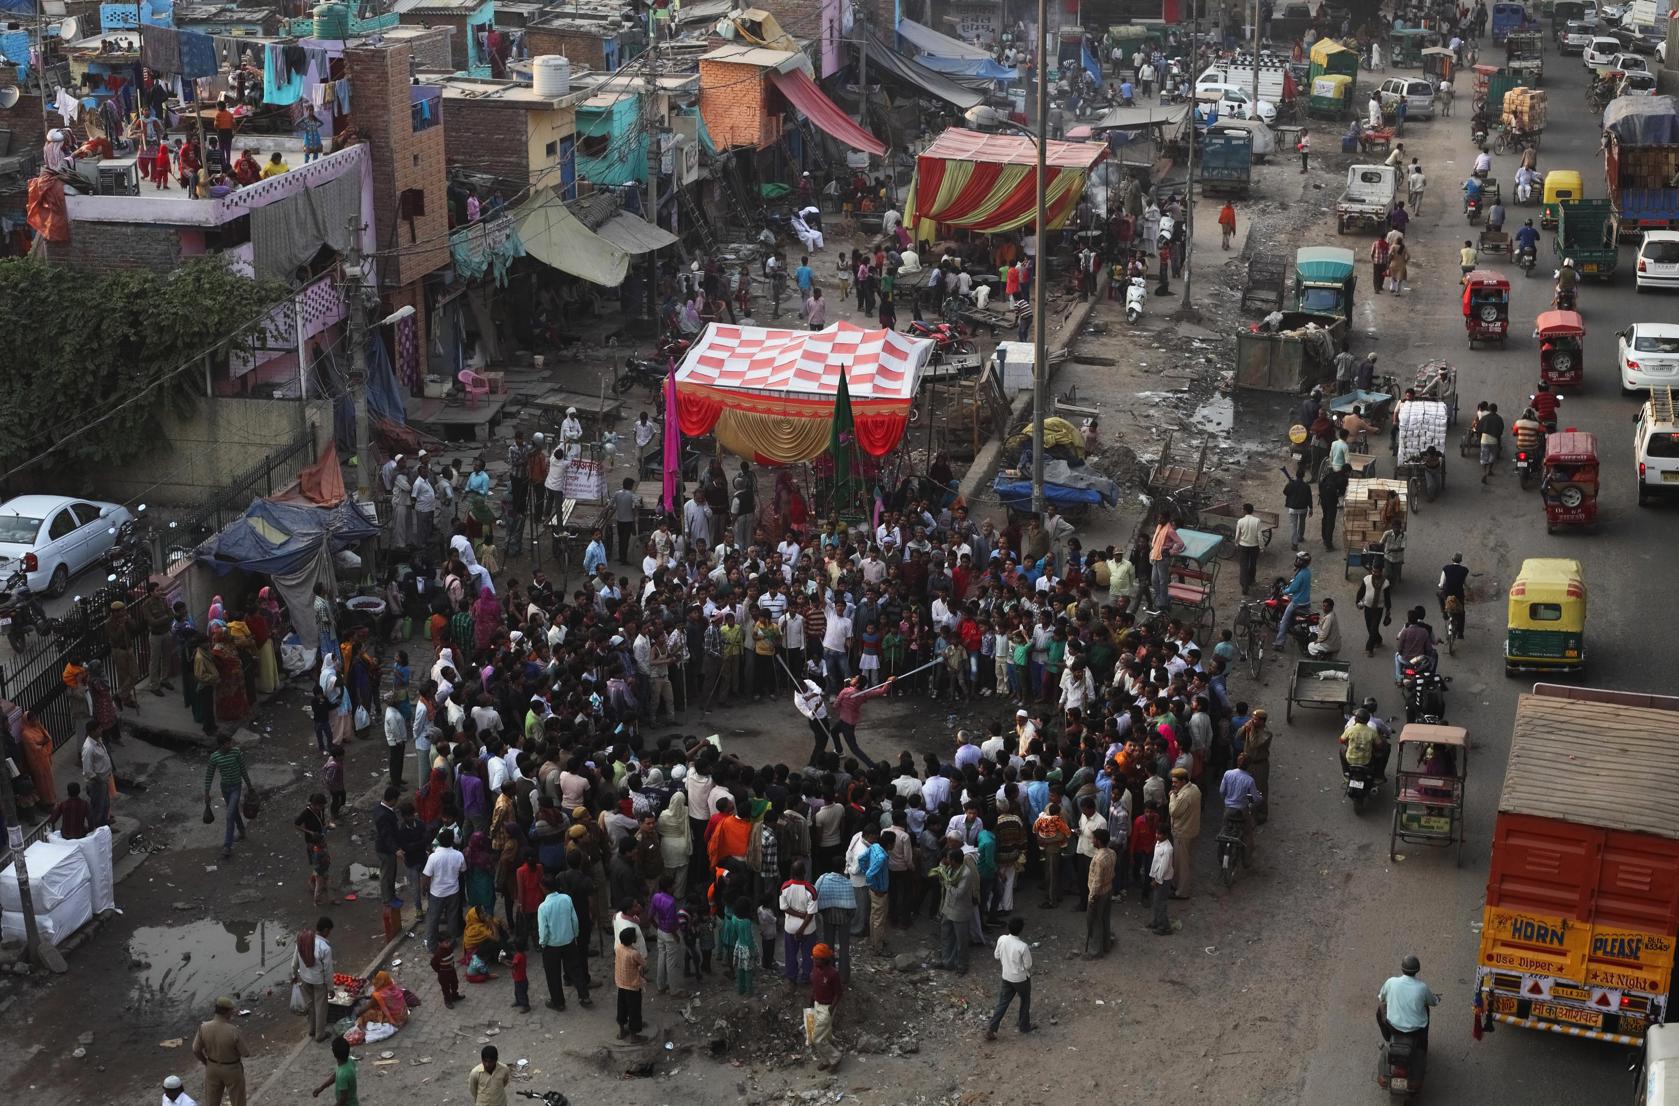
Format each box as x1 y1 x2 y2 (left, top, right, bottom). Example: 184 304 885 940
1379 77 1437 119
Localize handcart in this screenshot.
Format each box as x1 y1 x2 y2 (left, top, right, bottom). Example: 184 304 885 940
1286 658 1356 722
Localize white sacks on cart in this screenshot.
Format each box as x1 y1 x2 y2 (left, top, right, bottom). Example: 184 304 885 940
0 827 116 945
1397 399 1449 460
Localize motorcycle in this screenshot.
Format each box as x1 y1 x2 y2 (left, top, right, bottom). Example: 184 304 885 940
1553 279 1577 311
515 1092 570 1106
904 319 977 360
1515 241 1537 277
1401 657 1450 723
1514 444 1538 489
1465 192 1484 224
612 355 670 398
1124 276 1149 324
103 507 154 590
0 569 54 654
1343 761 1384 812
1377 1026 1429 1098
1262 577 1320 652
1214 808 1250 887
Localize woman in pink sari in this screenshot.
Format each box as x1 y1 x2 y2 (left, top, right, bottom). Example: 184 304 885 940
471 588 502 656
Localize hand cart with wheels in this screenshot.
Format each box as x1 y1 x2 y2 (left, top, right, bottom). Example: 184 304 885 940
1286 658 1356 722
1198 501 1279 557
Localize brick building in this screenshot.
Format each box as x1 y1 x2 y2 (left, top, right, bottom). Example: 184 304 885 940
393 0 496 74
523 17 625 72
698 46 811 152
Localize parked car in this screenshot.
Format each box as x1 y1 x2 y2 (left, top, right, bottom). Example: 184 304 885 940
1619 69 1659 95
1636 231 1679 292
0 495 134 598
1584 35 1625 65
1378 77 1437 119
1607 50 1649 71
1193 81 1278 125
1560 18 1599 52
1634 389 1679 504
1618 322 1679 392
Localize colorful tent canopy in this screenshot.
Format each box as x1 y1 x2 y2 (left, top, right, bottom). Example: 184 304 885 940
672 321 933 463
904 127 1108 238
768 68 887 156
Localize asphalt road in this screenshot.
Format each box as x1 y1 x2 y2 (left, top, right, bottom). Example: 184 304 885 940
1284 49 1679 1105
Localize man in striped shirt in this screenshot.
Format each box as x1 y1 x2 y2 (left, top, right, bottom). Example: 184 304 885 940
203 733 253 860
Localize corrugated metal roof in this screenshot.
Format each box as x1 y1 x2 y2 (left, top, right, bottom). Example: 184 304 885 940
1500 693 1679 837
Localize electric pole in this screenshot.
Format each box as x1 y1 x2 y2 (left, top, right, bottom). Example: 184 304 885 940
344 214 372 497
0 765 67 974
1030 0 1048 515
1181 0 1200 318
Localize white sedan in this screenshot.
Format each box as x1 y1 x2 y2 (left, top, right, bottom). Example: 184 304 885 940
1618 323 1679 393
0 495 133 597
1584 36 1624 66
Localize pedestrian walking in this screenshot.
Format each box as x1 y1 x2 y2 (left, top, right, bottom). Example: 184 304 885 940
1218 200 1237 249
808 942 845 1069
1320 466 1347 551
1477 402 1504 482
310 1035 357 1105
162 1074 197 1106
467 1045 511 1106
1282 466 1313 550
291 917 335 1043
985 916 1035 1039
1356 564 1394 657
202 731 251 861
80 722 113 830
191 996 250 1106
1234 502 1263 592
1370 235 1390 295
295 792 332 905
430 938 463 1007
1407 163 1427 213
1297 129 1310 173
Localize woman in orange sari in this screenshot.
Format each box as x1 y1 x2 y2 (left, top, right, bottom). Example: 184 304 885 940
20 713 57 811
210 626 249 723
355 970 409 1030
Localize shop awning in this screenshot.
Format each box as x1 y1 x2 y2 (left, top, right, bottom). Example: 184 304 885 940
861 40 983 110
915 54 1018 81
895 18 990 59
512 189 629 288
596 212 680 255
767 68 887 156
1090 103 1190 130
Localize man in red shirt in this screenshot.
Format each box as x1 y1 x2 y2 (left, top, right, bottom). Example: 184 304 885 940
809 943 844 1071
516 855 545 949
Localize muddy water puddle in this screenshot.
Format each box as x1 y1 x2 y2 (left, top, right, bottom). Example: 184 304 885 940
127 918 293 1016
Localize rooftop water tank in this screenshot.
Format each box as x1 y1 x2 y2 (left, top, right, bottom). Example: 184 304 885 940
532 55 572 97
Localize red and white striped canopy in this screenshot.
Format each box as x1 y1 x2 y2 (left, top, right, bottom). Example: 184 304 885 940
672 321 931 400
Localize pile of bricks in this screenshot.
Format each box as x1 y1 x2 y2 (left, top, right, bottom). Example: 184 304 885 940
1341 477 1409 549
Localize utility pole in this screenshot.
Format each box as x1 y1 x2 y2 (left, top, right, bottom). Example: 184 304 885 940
1251 0 1262 110
0 765 67 975
641 49 659 338
1030 0 1048 515
1181 0 1200 318
855 6 868 130
344 214 372 498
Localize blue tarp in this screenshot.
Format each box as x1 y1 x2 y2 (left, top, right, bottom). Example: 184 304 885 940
915 55 1018 81
992 477 1109 510
1603 95 1679 146
196 498 378 576
1080 44 1102 86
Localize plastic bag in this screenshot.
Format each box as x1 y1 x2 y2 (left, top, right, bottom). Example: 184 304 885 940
203 800 215 825
290 983 306 1014
241 788 261 820
354 705 370 730
363 1021 396 1043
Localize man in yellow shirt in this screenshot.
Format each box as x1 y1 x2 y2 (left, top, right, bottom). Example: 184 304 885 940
1458 241 1477 283
1339 709 1384 774
718 612 745 706
261 151 290 179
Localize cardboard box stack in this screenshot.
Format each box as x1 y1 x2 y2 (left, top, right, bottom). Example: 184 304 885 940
1502 87 1547 131
1341 477 1409 549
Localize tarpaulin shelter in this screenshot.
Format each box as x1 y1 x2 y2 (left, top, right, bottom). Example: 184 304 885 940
194 488 379 649
861 40 982 110
895 18 991 59
1603 95 1679 145
672 321 934 463
904 127 1109 240
767 67 887 156
916 54 1019 82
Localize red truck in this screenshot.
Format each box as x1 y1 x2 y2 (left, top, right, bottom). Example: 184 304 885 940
1476 684 1679 1046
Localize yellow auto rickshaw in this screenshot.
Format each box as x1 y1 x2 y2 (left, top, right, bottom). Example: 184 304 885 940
1540 169 1582 229
1505 557 1586 676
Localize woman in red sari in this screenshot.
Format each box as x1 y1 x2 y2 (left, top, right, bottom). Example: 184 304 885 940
210 626 249 723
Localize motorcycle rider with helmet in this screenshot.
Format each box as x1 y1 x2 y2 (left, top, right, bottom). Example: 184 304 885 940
1274 551 1312 649
1554 257 1579 309
1378 955 1441 1050
1529 379 1560 431
1339 707 1392 777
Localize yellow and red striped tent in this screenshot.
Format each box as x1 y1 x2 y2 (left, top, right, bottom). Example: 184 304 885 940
903 127 1109 242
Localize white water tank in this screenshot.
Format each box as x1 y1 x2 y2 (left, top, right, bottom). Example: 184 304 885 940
532 55 572 97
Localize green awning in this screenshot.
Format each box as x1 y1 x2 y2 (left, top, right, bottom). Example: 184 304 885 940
512 189 629 288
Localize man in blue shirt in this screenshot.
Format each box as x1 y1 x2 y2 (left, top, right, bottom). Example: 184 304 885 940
1378 955 1440 1049
795 255 814 319
1273 551 1312 648
582 527 608 577
1219 754 1263 862
1461 174 1483 213
1513 217 1540 258
862 827 891 953
1119 79 1135 105
537 878 591 1010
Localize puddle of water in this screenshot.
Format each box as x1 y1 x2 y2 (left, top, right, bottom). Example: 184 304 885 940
1192 395 1234 432
127 918 292 1014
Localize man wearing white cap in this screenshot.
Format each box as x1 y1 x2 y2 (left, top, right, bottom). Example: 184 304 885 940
162 1074 198 1106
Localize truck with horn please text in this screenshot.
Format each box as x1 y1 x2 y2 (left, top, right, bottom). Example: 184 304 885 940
1475 684 1679 1045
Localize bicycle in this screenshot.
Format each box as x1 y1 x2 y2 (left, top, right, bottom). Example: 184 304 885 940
1440 593 1463 656
1234 599 1270 679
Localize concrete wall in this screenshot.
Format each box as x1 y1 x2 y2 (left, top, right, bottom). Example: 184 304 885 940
43 220 183 270
91 397 330 508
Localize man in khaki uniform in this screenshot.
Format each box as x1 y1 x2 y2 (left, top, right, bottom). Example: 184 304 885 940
192 995 250 1106
1167 768 1203 898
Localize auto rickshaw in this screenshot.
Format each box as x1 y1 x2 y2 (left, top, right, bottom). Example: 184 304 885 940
1390 27 1432 68
1389 723 1469 865
1536 309 1585 387
1422 46 1456 83
1462 270 1510 348
1540 430 1599 532
1505 557 1587 675
1540 169 1582 230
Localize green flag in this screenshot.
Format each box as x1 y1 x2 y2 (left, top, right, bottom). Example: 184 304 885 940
829 366 860 517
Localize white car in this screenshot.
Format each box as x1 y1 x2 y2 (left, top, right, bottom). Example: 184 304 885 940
1607 50 1649 71
0 495 133 597
1193 81 1277 126
1378 77 1437 119
1618 323 1679 392
1584 35 1625 65
1634 389 1679 504
1637 232 1679 291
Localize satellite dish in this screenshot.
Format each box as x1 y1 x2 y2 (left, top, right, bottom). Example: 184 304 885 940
0 87 19 110
60 16 79 40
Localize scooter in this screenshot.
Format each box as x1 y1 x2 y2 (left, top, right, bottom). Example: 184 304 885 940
1516 241 1537 276
1377 1026 1429 1098
1401 656 1450 723
0 570 54 654
1124 276 1149 324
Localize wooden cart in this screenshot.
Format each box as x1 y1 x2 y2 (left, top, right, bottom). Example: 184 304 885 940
1286 659 1356 722
1146 431 1213 515
1340 477 1409 580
